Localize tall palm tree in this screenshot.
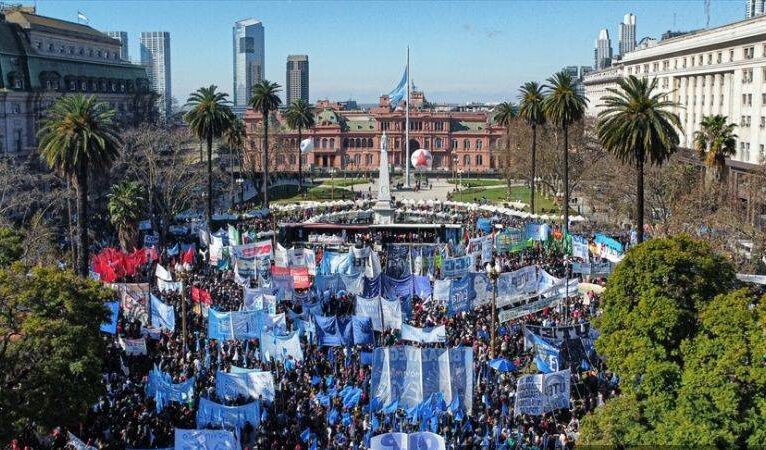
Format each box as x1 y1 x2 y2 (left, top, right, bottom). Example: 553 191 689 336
693 114 737 183
224 117 246 204
597 75 681 244
285 99 315 195
108 181 145 251
493 102 516 192
38 94 120 276
542 71 587 233
184 85 234 222
249 80 282 208
518 81 547 214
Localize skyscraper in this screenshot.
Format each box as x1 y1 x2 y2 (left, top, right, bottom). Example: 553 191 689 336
105 31 129 61
618 13 636 57
140 32 171 121
232 18 264 113
286 55 309 105
594 29 613 70
747 0 765 18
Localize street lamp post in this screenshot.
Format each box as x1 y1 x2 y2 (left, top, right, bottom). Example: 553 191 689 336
178 269 189 348
236 178 245 204
485 260 502 358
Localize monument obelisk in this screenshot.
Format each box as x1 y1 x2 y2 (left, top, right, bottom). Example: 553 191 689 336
373 132 395 224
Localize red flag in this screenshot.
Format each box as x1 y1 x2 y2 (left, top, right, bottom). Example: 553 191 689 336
182 246 195 265
145 246 159 262
191 286 212 305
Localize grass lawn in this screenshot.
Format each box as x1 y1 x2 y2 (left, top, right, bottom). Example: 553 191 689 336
449 186 558 212
270 184 357 203
315 178 369 187
447 178 505 188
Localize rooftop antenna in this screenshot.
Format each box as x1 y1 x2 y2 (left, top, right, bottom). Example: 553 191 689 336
704 0 711 28
673 12 677 29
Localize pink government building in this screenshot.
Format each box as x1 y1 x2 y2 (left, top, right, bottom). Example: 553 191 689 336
243 92 507 176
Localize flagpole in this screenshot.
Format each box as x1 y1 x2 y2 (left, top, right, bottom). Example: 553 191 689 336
404 46 411 189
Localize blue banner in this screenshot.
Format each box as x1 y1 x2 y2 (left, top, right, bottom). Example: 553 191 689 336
476 218 492 233
208 309 268 341
525 223 551 241
260 331 304 362
447 275 473 316
413 275 432 300
571 235 589 260
371 346 474 416
315 315 374 346
174 429 236 449
215 370 275 402
382 274 413 301
146 367 195 413
100 301 119 334
319 251 357 275
363 275 381 297
150 294 175 332
442 255 471 279
386 244 412 278
523 328 562 373
355 296 384 331
195 398 261 431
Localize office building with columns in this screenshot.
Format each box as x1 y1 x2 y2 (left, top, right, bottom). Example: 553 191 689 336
584 14 766 172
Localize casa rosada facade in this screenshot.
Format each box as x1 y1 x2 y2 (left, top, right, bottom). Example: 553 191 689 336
243 97 506 175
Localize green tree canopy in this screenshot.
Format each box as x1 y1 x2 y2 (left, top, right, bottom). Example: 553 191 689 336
0 264 112 442
581 235 766 447
0 226 23 267
107 180 145 251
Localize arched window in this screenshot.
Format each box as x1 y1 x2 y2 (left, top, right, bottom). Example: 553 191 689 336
451 139 457 149
367 138 373 147
476 139 483 149
463 155 471 166
321 138 328 148
476 155 483 166
355 138 361 147
354 154 361 165
329 138 335 149
343 138 349 147
435 137 442 149
464 139 470 150
314 138 320 148
289 155 296 164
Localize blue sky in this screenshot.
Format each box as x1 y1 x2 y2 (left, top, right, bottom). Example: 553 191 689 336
38 0 742 104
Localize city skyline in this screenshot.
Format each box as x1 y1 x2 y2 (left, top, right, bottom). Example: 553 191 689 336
35 0 742 104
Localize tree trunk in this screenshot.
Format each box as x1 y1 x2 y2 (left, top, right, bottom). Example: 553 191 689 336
530 124 537 215
636 149 645 244
298 127 303 195
66 179 76 271
262 111 270 209
74 169 89 277
563 122 570 234
206 134 213 224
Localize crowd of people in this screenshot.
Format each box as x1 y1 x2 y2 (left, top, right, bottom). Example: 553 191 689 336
12 205 621 450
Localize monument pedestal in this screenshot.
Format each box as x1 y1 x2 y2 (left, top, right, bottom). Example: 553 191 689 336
373 201 395 224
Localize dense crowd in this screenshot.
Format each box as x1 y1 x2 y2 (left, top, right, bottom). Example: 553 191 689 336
11 208 620 450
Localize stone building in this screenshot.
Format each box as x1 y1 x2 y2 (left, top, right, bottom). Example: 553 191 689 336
0 7 153 156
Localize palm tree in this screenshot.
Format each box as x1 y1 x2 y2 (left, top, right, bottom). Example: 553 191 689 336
108 181 145 251
285 99 315 195
224 117 246 204
597 75 681 244
518 82 547 214
184 85 234 222
493 102 516 193
249 80 282 208
693 114 737 183
542 71 587 233
38 94 120 276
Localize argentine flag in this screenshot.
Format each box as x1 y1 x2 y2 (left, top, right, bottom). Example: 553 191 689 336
77 11 89 23
388 67 408 109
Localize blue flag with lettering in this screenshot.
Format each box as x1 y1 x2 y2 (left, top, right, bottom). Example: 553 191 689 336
100 301 119 334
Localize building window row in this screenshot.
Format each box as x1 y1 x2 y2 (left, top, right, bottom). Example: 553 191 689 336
35 40 120 61
628 44 765 77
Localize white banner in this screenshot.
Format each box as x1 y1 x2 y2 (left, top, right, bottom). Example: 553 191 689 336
514 369 571 416
120 337 147 356
381 297 403 330
157 279 182 293
355 296 384 331
371 432 446 450
155 264 172 281
174 429 237 450
215 370 275 402
400 324 446 344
